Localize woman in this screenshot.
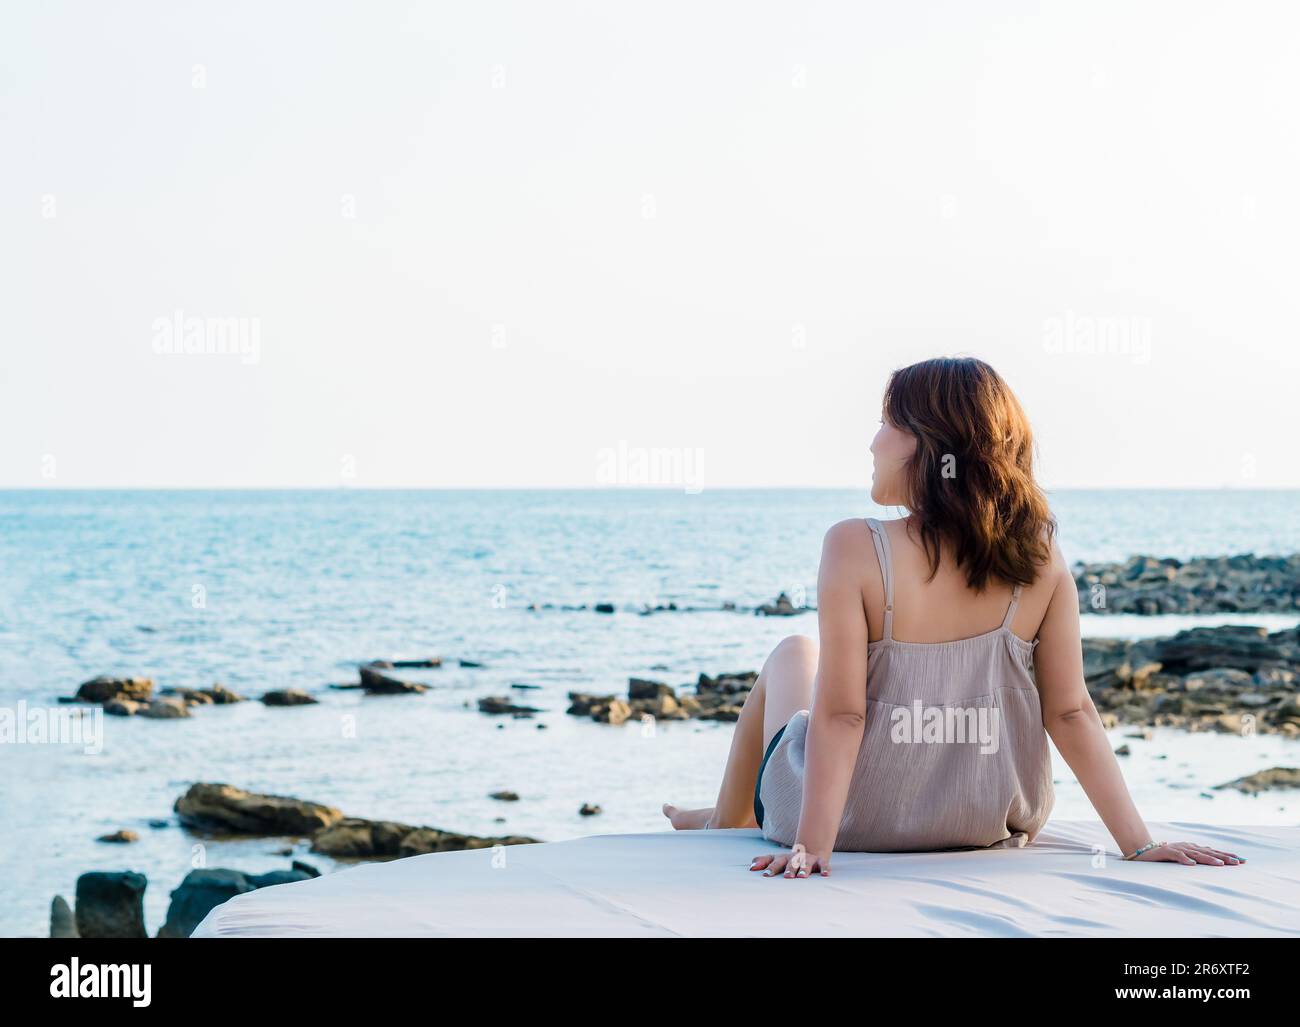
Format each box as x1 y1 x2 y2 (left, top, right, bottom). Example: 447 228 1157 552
664 357 1244 878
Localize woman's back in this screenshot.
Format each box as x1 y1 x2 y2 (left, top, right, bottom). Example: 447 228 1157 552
756 516 1056 852
864 517 1053 648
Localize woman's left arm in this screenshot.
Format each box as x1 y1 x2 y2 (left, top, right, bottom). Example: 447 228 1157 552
760 520 869 878
1036 543 1243 867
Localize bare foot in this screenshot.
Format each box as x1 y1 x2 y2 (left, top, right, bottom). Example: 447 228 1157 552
662 803 714 830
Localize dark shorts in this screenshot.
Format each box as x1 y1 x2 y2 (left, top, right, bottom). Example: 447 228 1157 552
752 724 787 829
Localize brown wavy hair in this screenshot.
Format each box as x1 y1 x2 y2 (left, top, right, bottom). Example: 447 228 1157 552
882 357 1055 591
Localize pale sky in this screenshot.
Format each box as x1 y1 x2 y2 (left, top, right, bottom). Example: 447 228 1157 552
2 1 1298 489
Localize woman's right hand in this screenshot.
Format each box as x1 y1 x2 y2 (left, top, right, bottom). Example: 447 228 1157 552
1132 841 1244 866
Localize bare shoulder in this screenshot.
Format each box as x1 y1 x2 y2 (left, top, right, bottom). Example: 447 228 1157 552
821 517 873 559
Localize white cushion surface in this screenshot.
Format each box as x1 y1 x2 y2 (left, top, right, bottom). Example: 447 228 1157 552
192 820 1300 938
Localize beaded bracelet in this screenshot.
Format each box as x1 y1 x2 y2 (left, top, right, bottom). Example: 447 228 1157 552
1124 840 1163 860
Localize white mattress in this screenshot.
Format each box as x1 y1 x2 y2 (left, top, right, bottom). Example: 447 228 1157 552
193 820 1300 938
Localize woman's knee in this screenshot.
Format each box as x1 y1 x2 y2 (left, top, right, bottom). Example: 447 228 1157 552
769 634 818 665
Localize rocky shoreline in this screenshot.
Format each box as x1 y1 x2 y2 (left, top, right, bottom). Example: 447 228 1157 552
557 624 1300 737
50 782 539 938
1074 553 1300 615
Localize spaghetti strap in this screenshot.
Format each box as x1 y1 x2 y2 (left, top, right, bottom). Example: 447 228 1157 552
1001 583 1024 629
864 517 895 641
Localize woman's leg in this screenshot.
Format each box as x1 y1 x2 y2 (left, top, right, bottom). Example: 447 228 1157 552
664 634 818 830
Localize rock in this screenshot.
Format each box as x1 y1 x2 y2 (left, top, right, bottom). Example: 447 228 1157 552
630 693 682 719
389 658 442 668
359 665 428 695
594 603 616 614
697 671 758 695
593 699 632 725
566 692 615 715
148 819 170 829
1154 625 1299 673
490 791 520 801
157 869 257 938
756 592 802 616
1254 667 1297 688
1213 767 1300 795
157 866 319 938
161 687 214 705
50 896 78 938
459 659 484 668
1181 667 1256 692
291 860 320 878
310 817 535 860
261 688 319 706
174 783 344 836
139 697 191 719
247 868 315 888
1113 744 1130 756
97 830 139 844
628 678 675 700
75 871 147 939
73 676 153 704
478 696 541 715
202 683 246 704
1075 553 1300 616
103 699 143 716
511 682 542 690
579 803 602 816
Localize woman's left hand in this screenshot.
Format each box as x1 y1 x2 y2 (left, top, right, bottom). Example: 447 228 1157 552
750 844 830 878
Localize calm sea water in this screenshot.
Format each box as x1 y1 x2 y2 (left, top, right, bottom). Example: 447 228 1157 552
2 488 1298 937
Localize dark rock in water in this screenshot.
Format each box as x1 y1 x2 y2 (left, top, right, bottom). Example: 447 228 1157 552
73 676 153 704
1075 553 1300 615
1154 625 1300 673
594 602 616 614
260 688 319 706
104 699 144 716
698 671 758 695
139 697 192 719
310 817 535 860
511 682 541 690
359 665 428 695
148 819 170 830
162 687 214 705
478 696 541 715
75 871 147 939
756 592 804 616
566 692 615 715
1213 767 1300 795
579 803 602 816
97 830 139 844
247 868 315 889
202 683 246 704
291 859 320 878
628 678 674 700
490 790 520 801
389 658 442 669
174 782 344 836
50 896 78 938
158 866 319 938
157 869 256 938
567 673 749 724
459 659 484 668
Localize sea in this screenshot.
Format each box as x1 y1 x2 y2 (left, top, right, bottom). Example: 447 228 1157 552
1 488 1298 937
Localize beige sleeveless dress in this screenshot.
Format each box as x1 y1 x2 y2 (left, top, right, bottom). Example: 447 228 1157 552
757 517 1055 852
